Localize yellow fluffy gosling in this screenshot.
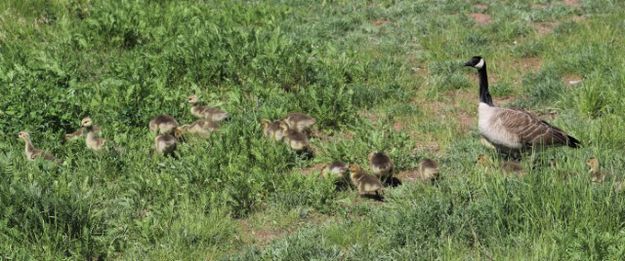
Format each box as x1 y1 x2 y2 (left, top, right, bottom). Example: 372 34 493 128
81 117 106 151
587 157 607 183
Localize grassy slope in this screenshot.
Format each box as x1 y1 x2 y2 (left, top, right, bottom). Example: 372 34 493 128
1 0 624 259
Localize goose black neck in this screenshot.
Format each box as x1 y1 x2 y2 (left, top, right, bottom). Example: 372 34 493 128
478 64 493 106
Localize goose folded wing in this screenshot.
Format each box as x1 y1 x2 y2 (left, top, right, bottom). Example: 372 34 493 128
498 108 569 147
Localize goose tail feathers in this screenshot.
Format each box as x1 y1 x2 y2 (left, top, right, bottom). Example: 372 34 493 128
567 135 581 148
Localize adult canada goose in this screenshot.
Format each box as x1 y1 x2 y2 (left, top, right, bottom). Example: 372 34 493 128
17 131 59 162
149 114 179 135
261 119 287 141
187 95 229 122
464 56 580 156
284 112 316 133
368 151 393 180
81 117 106 151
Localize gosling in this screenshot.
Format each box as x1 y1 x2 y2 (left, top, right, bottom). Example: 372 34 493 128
81 117 106 151
154 134 177 156
187 94 229 122
17 131 58 162
501 160 523 175
587 157 607 183
417 158 439 181
349 164 383 197
64 127 84 142
149 114 179 135
261 119 287 141
179 119 219 138
368 151 393 180
320 161 349 179
281 124 310 152
284 112 316 133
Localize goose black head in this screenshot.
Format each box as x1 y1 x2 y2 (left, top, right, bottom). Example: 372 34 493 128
464 56 485 69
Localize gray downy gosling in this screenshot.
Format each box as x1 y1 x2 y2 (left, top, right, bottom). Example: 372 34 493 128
368 151 394 181
261 119 287 141
187 94 229 122
284 112 316 133
349 164 383 197
149 114 179 135
281 124 310 152
417 158 439 181
18 131 59 162
154 133 177 156
179 119 219 138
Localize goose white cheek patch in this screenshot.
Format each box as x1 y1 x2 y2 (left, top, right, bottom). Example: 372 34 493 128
475 58 485 69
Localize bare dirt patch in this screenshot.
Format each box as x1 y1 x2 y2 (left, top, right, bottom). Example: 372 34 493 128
393 121 404 132
563 74 583 86
238 220 283 246
412 140 441 155
494 96 517 107
458 111 474 131
359 111 380 123
563 0 580 7
238 212 333 247
534 22 559 36
470 13 492 25
372 19 391 26
515 57 543 72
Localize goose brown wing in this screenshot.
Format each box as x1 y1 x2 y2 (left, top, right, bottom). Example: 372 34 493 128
498 108 569 147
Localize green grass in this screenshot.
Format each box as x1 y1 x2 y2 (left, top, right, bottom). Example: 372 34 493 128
1 0 625 259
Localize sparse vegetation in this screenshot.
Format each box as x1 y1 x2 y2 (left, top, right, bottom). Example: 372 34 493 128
1 0 625 259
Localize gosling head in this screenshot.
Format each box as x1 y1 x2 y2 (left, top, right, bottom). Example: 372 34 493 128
464 56 485 69
17 131 30 140
261 119 270 129
476 154 489 165
279 120 290 132
80 117 93 128
348 163 362 173
187 95 199 104
586 157 599 171
368 151 391 164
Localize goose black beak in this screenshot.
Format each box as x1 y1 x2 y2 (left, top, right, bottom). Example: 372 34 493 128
463 61 473 67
